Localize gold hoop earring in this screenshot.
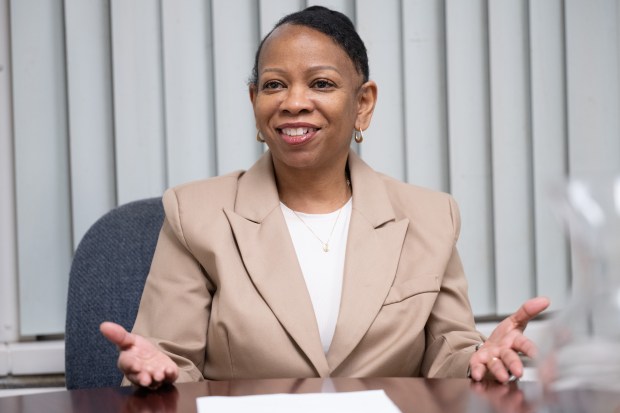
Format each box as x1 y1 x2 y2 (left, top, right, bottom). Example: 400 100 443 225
354 129 364 143
256 131 265 143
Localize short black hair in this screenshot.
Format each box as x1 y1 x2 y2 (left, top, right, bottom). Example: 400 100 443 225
249 6 369 86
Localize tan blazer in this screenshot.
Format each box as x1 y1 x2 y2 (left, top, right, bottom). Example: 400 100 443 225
130 150 484 383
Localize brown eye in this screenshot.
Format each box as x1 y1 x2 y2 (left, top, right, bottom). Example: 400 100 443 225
262 80 284 90
312 79 335 89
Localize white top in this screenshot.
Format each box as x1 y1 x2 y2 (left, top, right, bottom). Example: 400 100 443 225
280 198 352 353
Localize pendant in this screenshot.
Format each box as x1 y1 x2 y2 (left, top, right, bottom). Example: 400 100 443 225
322 243 329 252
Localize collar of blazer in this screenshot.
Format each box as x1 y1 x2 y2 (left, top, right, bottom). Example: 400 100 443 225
224 149 409 377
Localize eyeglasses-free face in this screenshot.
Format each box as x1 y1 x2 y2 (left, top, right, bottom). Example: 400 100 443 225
250 24 376 177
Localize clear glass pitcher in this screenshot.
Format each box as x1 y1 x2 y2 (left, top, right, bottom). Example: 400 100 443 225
538 175 620 392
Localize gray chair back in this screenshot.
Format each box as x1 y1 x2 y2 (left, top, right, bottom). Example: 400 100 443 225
65 197 164 389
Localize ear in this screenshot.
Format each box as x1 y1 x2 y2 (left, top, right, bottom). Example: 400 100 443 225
249 84 261 129
355 80 378 131
249 84 258 105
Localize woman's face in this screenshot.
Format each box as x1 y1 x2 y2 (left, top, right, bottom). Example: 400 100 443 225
250 24 376 173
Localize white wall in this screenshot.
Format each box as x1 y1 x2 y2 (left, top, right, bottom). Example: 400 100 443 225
1 0 619 339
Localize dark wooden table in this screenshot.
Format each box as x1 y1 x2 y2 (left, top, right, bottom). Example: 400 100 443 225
1 377 619 413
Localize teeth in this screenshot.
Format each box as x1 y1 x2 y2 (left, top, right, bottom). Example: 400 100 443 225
282 127 315 136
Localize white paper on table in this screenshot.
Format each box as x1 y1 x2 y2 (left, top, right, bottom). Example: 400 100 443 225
196 389 402 413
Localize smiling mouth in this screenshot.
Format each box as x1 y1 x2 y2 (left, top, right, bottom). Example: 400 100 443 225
277 127 319 145
279 127 318 136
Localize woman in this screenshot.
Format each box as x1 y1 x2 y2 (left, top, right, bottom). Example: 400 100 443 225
101 6 549 389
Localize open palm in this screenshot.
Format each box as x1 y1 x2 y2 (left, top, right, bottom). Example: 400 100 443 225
469 296 550 382
100 321 179 388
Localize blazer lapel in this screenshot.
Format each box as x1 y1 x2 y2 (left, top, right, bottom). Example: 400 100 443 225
327 152 409 372
224 153 329 377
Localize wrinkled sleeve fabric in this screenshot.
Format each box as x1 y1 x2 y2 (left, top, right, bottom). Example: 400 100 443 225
421 195 485 378
122 188 214 385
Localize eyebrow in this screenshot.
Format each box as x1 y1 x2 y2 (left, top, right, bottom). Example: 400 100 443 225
260 65 341 75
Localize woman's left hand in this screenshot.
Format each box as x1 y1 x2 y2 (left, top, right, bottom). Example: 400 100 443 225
469 296 550 383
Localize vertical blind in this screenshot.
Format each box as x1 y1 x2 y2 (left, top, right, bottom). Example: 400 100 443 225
1 0 619 337
0 0 18 342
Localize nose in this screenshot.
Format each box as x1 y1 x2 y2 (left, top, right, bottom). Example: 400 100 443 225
279 85 314 114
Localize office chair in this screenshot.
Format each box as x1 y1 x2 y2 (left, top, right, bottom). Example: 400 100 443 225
65 197 164 389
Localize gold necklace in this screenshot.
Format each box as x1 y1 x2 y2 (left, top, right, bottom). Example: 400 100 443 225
289 179 351 253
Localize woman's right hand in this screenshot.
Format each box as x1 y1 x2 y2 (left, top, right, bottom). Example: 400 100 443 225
100 321 179 389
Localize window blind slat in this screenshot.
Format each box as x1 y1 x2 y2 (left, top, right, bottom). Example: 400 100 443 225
529 0 570 309
0 0 18 342
356 0 406 181
161 0 216 187
402 0 449 192
258 0 304 38
306 0 354 17
211 0 263 175
488 0 536 314
110 0 167 205
64 0 116 245
565 0 620 178
11 0 72 335
565 0 620 291
445 0 495 315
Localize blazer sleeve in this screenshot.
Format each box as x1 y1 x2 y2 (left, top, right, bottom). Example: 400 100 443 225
125 188 214 384
420 195 485 378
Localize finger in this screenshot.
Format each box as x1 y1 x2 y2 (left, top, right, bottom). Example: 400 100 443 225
125 373 139 386
100 321 136 350
137 371 154 388
469 348 499 381
470 363 488 382
499 348 524 378
147 381 163 391
486 356 512 383
125 372 146 387
499 329 521 347
510 297 550 328
152 363 176 384
152 368 165 383
476 346 501 364
510 333 538 359
163 365 179 383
